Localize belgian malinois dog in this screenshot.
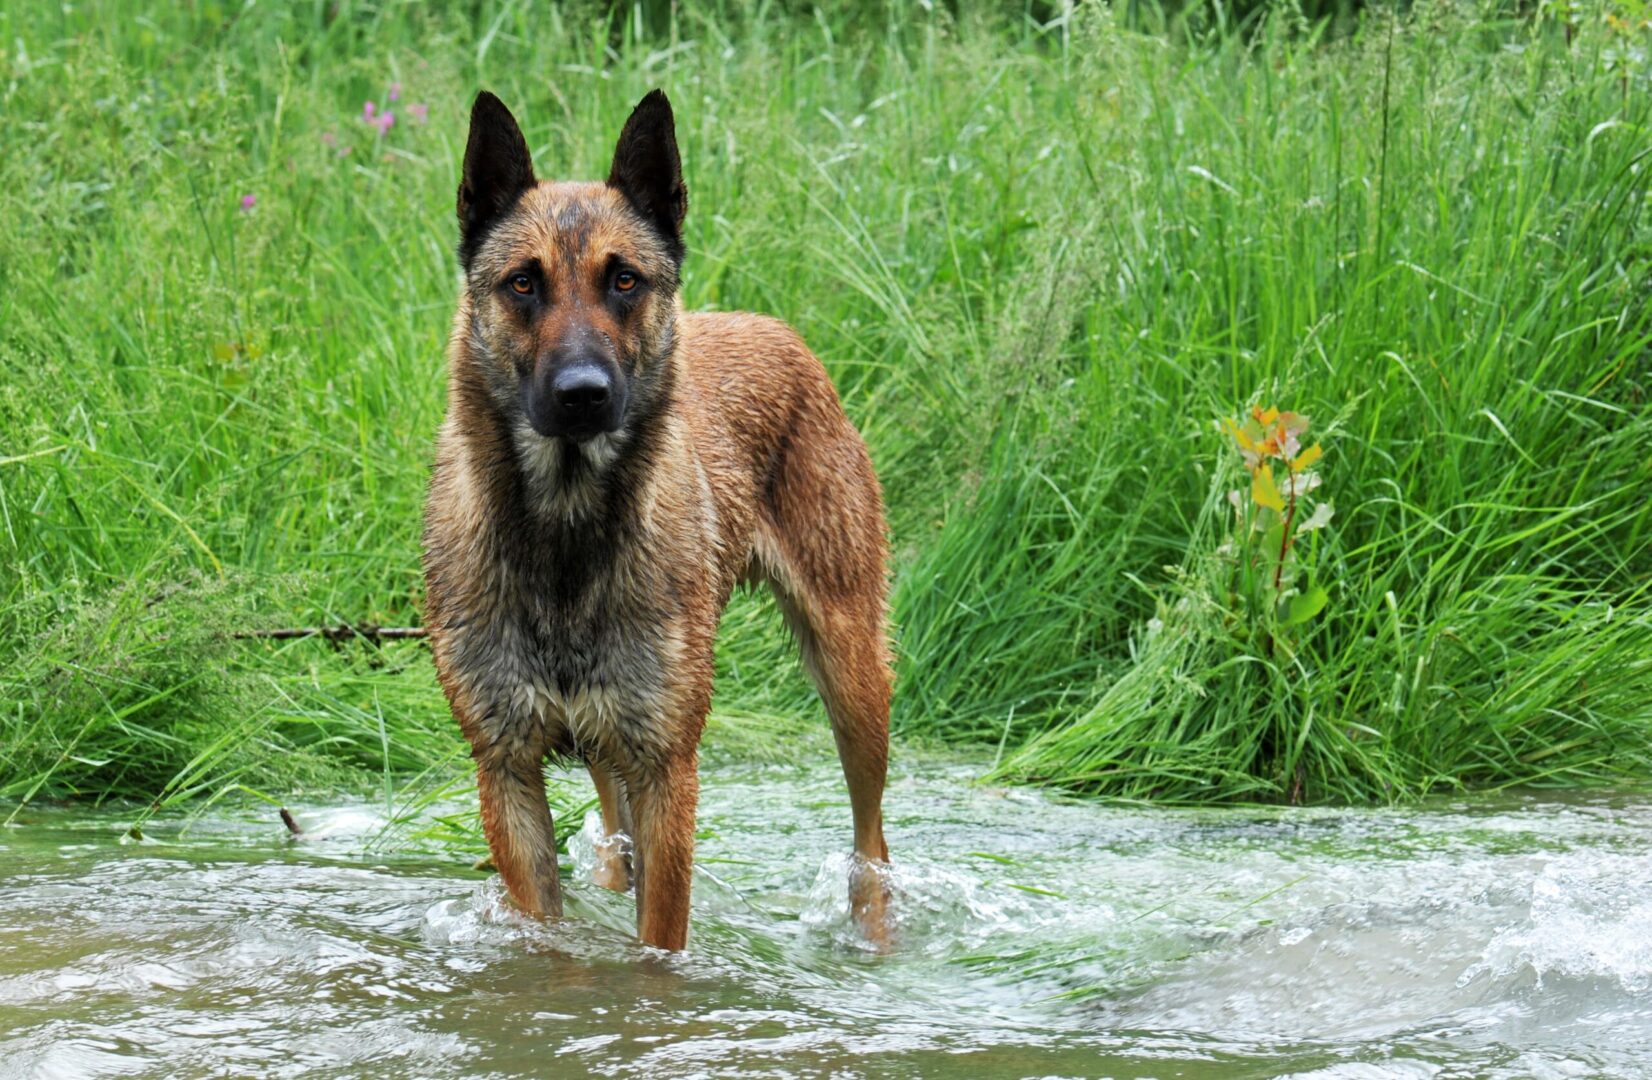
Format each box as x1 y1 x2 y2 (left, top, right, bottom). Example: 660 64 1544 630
422 90 893 951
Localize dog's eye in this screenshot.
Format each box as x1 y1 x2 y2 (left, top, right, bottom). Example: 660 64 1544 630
508 274 533 295
614 270 639 293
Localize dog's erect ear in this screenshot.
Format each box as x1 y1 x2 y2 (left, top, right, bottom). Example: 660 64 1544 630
607 89 687 265
457 92 536 268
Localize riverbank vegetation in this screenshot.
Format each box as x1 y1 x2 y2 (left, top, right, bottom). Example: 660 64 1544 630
2 1 1648 815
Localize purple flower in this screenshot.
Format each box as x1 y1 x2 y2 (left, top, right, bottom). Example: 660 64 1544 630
388 82 401 103
240 193 257 211
409 102 429 124
373 110 395 135
363 100 377 122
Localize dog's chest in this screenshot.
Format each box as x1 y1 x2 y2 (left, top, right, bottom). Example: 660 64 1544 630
430 425 728 764
452 532 684 760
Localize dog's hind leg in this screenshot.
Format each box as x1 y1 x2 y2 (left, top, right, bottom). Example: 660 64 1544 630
586 762 635 892
772 580 894 946
756 399 895 945
784 590 892 866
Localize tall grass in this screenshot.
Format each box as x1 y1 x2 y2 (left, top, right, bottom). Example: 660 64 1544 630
0 1 1647 809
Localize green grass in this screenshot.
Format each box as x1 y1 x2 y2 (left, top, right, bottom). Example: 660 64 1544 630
1 1 1648 812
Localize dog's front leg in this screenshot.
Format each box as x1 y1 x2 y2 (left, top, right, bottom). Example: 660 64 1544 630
628 753 699 951
475 743 563 919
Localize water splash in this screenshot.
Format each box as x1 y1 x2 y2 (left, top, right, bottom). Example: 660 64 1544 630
1460 852 1652 992
801 850 1049 955
566 809 633 892
421 877 536 947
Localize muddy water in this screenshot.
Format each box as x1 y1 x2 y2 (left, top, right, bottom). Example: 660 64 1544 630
3 760 1651 1078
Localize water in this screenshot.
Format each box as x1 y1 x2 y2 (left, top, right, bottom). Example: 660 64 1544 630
3 759 1651 1079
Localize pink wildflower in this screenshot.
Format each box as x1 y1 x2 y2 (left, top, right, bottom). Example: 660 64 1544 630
320 131 337 147
363 100 377 122
239 193 256 211
409 102 429 124
389 82 401 103
373 110 395 135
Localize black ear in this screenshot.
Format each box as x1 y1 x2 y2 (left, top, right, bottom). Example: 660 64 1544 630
457 92 535 268
607 89 687 265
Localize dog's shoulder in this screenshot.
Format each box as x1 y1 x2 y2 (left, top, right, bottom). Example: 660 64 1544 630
676 309 841 424
677 310 814 388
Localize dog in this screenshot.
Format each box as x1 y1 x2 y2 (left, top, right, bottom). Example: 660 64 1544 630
422 90 894 951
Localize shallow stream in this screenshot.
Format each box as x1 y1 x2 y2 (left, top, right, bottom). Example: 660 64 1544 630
3 759 1650 1078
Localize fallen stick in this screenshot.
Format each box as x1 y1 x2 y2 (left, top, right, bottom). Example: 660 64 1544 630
233 625 428 642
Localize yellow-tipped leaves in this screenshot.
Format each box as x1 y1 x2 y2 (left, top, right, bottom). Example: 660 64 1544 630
1291 443 1323 473
1252 464 1286 511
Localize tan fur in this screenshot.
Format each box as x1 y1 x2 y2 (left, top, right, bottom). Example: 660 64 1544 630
423 99 892 951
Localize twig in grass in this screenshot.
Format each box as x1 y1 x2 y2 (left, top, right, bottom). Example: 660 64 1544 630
233 625 428 643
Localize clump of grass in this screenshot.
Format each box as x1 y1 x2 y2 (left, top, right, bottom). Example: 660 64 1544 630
1 569 255 810
0 1 1648 809
978 6 1652 801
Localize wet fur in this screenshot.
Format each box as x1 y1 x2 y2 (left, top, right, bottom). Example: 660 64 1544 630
423 92 893 951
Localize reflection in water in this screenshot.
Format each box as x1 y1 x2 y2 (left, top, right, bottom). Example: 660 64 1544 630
2 760 1651 1078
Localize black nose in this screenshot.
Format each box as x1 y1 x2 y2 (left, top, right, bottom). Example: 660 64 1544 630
553 365 612 415
524 360 624 440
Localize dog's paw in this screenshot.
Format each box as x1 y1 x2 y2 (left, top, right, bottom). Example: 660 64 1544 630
591 849 634 893
848 854 895 951
570 810 634 893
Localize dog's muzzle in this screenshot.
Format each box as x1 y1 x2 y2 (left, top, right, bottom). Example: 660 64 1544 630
523 356 627 442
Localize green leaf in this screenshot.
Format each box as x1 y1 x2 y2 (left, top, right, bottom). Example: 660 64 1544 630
1283 584 1329 626
1261 521 1286 566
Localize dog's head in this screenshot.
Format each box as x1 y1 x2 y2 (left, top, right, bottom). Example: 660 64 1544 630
455 90 686 447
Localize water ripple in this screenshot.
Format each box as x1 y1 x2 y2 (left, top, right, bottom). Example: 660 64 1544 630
3 766 1651 1077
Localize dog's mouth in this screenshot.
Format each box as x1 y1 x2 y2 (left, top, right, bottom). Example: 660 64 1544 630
529 418 615 444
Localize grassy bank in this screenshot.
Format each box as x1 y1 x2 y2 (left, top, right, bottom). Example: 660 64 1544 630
1 1 1648 812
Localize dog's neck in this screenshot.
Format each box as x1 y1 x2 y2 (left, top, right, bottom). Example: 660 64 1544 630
509 423 628 525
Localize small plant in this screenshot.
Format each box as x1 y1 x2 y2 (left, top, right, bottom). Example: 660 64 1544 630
1219 406 1332 653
